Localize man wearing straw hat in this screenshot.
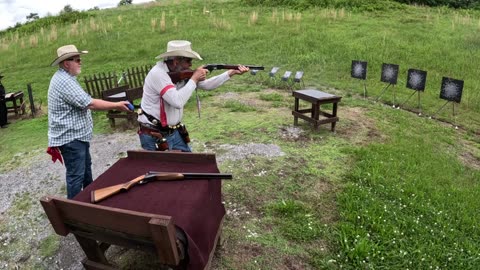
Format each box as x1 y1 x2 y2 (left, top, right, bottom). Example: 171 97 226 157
47 44 131 199
138 40 249 152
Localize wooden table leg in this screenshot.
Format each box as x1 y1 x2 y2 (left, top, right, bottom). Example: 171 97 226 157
74 234 111 268
313 102 320 130
331 101 338 132
293 97 299 126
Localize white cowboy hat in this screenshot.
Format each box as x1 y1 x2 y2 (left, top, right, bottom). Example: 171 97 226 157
50 44 88 66
155 40 202 60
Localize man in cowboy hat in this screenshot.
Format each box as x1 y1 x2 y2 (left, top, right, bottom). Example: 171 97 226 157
137 40 249 152
47 44 131 199
0 73 8 128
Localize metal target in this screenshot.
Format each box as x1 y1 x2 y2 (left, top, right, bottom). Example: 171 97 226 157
406 69 427 91
380 63 399 85
351 60 367 80
440 77 463 103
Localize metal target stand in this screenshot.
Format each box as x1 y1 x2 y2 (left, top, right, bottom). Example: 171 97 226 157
376 63 399 108
351 60 368 99
429 77 464 129
399 69 427 116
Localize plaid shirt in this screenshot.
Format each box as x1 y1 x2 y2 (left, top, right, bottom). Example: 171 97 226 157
48 68 93 147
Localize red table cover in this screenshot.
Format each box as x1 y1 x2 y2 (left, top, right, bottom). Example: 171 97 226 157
73 151 225 270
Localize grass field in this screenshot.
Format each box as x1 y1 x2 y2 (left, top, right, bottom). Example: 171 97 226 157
0 0 479 269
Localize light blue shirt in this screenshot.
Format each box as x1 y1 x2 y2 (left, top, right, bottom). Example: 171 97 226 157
48 68 93 147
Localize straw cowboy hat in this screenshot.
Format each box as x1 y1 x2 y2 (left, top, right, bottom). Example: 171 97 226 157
50 44 88 66
156 40 202 60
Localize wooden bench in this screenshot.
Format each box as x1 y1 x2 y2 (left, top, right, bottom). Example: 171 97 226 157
40 150 225 270
101 85 138 127
292 89 342 132
5 91 26 115
40 196 186 270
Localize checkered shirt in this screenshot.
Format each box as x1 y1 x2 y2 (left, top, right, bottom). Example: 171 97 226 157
48 68 93 147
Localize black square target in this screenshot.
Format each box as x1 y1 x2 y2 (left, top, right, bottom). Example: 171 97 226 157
380 63 399 84
351 60 367 80
440 77 463 103
406 69 427 91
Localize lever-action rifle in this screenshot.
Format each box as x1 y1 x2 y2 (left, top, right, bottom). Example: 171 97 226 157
91 171 233 203
168 64 265 83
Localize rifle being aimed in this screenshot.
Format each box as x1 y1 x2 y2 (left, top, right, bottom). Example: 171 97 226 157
91 171 232 203
168 64 265 84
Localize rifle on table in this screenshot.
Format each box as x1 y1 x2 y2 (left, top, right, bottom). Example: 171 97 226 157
168 64 265 83
91 171 233 203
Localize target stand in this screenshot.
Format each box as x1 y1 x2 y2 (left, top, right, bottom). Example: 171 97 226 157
351 60 368 98
429 77 464 129
399 69 427 115
375 63 399 108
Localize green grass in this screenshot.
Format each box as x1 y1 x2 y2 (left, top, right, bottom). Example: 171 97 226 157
0 0 479 269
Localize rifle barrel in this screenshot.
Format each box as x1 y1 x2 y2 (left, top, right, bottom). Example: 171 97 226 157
147 171 233 180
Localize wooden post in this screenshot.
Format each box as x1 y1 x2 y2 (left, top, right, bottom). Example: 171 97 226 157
27 83 35 118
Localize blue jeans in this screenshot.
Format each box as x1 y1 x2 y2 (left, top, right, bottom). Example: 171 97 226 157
59 140 93 199
139 129 191 152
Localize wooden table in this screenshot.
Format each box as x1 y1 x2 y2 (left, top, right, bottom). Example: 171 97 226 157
5 91 25 115
292 89 342 132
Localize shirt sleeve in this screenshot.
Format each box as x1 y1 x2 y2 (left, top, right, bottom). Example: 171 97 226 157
197 71 230 90
61 79 92 109
161 79 197 108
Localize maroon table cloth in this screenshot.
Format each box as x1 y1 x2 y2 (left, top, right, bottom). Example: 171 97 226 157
73 151 226 270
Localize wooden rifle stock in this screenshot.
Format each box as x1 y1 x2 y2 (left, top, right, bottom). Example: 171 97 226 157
91 172 232 203
168 64 264 83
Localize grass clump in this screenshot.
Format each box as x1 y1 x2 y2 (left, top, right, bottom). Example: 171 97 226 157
266 199 324 242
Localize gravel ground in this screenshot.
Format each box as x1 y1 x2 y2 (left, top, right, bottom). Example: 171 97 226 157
0 128 297 270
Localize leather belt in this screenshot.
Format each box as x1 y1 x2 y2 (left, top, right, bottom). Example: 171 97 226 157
139 122 181 135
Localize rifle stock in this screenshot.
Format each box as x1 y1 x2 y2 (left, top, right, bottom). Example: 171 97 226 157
168 64 264 83
91 172 232 203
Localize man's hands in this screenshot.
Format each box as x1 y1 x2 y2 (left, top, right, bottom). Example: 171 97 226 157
227 65 249 77
190 67 208 83
116 101 133 111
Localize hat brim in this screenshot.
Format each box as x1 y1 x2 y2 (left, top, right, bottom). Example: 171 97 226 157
155 50 202 60
50 51 88 66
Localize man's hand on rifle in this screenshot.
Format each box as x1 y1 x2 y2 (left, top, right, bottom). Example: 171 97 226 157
227 64 249 77
190 66 208 83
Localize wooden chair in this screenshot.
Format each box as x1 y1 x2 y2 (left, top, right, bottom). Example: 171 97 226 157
101 85 137 127
40 196 187 270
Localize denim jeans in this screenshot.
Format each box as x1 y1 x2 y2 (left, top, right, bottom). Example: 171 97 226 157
59 140 93 199
139 129 191 152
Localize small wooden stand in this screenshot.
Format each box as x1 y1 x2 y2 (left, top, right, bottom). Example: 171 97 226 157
5 91 26 115
292 89 342 132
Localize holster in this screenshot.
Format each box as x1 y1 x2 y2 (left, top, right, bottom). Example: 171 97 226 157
149 131 169 151
178 124 190 143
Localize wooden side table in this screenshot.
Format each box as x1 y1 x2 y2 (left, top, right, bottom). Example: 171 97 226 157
5 91 26 115
292 89 342 132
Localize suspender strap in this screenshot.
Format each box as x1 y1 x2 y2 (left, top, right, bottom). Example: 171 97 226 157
159 84 175 127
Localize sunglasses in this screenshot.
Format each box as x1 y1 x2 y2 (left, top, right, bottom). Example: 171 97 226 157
66 58 82 63
179 57 192 63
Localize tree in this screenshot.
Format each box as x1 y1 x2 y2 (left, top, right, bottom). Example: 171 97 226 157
26 13 39 21
60 5 74 15
118 0 133 7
